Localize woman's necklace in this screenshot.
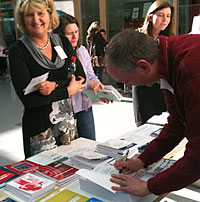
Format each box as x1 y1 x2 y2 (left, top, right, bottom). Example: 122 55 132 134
36 37 50 50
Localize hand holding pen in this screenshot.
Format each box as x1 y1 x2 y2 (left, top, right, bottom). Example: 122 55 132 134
119 149 129 174
113 150 144 175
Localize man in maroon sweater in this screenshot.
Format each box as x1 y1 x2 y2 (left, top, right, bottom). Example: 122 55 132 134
105 29 200 196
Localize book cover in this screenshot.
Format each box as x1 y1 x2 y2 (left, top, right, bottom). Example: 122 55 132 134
6 173 56 201
5 160 43 175
36 161 78 183
0 166 20 188
36 187 89 202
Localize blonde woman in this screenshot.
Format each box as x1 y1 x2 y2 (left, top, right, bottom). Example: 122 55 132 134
9 0 86 158
86 21 108 82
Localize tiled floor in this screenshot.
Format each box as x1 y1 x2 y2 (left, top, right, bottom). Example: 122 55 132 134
0 75 200 202
0 74 135 166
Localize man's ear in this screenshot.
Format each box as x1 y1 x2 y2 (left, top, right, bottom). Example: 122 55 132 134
136 59 151 72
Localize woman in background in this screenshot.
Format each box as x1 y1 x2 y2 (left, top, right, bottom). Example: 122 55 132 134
9 0 86 158
133 0 174 126
54 13 104 140
86 21 108 82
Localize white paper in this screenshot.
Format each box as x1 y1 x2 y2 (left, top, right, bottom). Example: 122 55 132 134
118 124 162 146
24 72 49 95
147 112 169 126
76 168 118 193
93 163 119 175
97 139 134 150
27 150 62 166
54 46 68 59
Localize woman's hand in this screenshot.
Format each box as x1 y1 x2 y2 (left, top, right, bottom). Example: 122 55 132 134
114 157 144 175
34 81 56 95
88 81 113 104
88 80 104 94
110 174 151 197
67 76 86 96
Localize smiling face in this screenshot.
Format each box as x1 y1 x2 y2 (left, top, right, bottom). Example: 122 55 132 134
24 6 50 38
64 23 79 48
151 7 171 32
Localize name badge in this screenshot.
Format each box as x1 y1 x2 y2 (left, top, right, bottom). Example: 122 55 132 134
54 46 68 59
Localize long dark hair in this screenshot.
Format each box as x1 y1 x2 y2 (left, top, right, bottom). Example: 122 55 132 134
139 0 174 37
53 13 81 48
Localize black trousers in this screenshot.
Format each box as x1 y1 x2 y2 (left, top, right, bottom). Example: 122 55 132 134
0 57 7 75
132 83 167 127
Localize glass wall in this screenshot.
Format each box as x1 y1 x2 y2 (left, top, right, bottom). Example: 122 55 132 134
0 0 16 50
179 0 200 34
107 0 153 39
79 0 174 42
81 0 99 45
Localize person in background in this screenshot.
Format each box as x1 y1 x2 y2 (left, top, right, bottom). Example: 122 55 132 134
9 0 86 158
105 28 200 197
86 21 108 82
133 0 174 126
100 29 107 40
54 13 104 140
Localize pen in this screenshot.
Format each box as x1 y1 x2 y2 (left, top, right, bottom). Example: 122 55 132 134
119 149 129 174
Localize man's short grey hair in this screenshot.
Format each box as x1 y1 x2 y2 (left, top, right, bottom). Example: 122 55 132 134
105 28 159 72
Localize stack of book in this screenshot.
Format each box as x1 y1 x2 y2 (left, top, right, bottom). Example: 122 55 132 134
36 161 79 186
0 166 20 188
76 158 176 202
95 139 137 159
6 173 56 202
68 147 111 169
76 163 157 202
5 160 44 175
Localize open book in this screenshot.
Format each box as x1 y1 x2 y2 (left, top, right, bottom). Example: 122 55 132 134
83 85 125 102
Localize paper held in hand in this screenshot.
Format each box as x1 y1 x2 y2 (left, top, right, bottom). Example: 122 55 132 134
23 72 49 95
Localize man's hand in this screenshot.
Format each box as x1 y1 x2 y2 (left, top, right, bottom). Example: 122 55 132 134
34 81 56 95
67 76 86 96
114 157 144 175
110 174 151 197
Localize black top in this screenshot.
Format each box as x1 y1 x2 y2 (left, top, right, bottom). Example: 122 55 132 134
9 35 86 139
93 31 108 56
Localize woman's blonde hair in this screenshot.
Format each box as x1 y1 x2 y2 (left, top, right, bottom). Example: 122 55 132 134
87 21 100 36
15 0 59 33
139 0 174 37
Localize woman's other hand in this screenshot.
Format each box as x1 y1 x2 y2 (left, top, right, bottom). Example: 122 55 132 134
67 76 86 96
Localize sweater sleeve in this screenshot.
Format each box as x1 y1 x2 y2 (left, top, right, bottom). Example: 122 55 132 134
139 78 200 195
